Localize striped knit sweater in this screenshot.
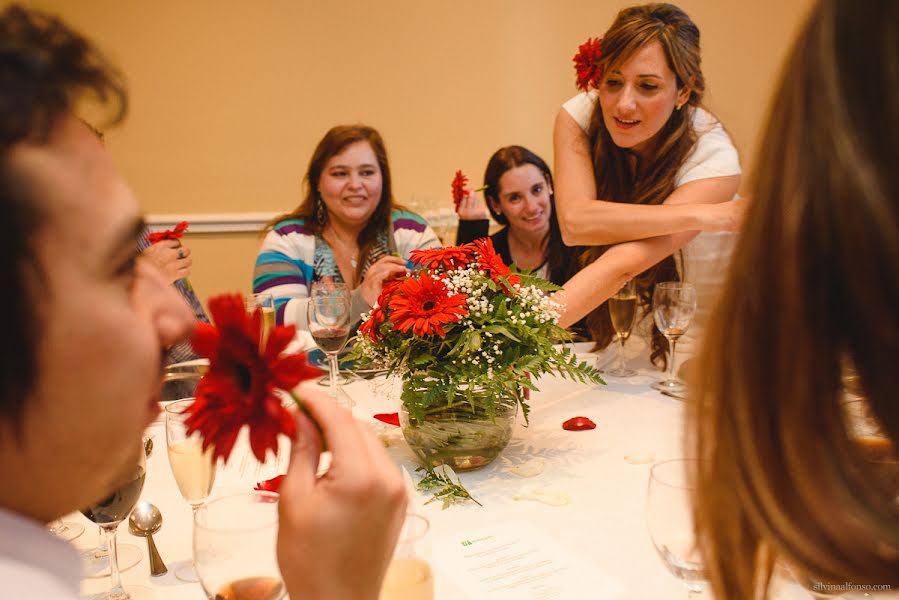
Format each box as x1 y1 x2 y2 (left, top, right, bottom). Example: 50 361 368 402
253 209 440 330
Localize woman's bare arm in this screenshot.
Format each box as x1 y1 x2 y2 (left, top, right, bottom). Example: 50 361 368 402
553 109 743 246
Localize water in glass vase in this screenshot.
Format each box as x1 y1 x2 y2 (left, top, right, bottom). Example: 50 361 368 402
380 557 434 600
81 466 146 524
168 439 216 503
312 326 349 353
400 386 519 471
214 575 284 600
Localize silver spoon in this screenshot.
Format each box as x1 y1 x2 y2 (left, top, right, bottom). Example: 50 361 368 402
129 502 168 576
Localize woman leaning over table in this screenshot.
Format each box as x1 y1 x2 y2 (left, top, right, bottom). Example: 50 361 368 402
688 0 899 597
253 124 440 330
554 3 744 371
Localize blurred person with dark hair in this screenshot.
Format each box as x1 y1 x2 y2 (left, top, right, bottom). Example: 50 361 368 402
0 5 406 598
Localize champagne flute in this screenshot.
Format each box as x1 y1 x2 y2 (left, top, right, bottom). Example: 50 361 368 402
646 458 707 598
80 445 150 599
606 280 638 377
165 398 218 582
380 513 434 600
194 491 285 600
246 292 275 348
307 282 351 405
651 282 697 397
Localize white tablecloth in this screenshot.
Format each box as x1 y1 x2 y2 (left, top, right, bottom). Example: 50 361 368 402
75 352 815 599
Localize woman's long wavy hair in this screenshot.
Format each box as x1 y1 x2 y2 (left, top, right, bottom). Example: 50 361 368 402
688 0 899 597
268 124 397 283
581 3 704 368
482 146 580 287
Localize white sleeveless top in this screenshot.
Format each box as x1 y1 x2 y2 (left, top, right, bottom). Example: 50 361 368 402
562 91 741 368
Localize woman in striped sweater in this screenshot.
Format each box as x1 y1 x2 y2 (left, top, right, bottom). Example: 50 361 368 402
253 124 439 330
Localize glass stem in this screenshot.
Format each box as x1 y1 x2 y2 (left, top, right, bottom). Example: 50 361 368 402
616 335 626 372
103 524 125 596
328 352 339 397
667 336 679 383
96 525 109 558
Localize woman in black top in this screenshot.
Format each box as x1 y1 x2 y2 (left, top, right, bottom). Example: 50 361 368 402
455 146 579 288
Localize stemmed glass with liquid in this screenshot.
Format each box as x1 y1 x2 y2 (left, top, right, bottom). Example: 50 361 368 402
80 444 150 599
246 292 276 348
651 282 697 397
380 513 434 600
194 491 284 600
607 280 638 377
307 281 351 404
646 458 707 598
165 398 217 582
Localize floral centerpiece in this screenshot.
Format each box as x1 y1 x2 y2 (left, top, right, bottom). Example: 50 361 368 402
351 238 603 471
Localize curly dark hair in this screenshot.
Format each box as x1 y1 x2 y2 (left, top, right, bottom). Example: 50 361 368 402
0 5 127 432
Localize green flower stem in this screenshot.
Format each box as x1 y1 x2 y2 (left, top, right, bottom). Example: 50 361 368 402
288 390 328 452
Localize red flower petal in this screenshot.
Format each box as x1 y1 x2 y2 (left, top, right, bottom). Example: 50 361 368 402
373 413 400 427
255 474 285 493
562 416 596 431
146 221 190 244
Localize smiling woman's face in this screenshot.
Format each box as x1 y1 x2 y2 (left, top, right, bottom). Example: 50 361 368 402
318 141 383 230
597 41 690 157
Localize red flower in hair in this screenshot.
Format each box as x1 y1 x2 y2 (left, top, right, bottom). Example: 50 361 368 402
185 294 321 463
410 245 475 270
451 170 470 209
390 272 468 337
146 221 189 244
573 37 603 91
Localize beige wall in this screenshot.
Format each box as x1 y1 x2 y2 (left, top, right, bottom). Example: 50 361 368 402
16 0 814 305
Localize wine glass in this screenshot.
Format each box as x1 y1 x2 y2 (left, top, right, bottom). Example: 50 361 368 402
646 458 707 598
651 282 697 397
80 444 150 599
606 280 638 377
165 398 218 582
47 517 84 542
246 292 275 348
194 491 285 600
307 282 351 406
380 513 434 600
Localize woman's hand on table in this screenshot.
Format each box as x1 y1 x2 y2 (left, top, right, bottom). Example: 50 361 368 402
360 255 408 306
277 391 408 600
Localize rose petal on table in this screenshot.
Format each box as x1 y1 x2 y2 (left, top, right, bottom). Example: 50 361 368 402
507 457 546 478
562 416 596 431
513 483 570 506
624 452 655 465
254 474 285 493
374 412 400 427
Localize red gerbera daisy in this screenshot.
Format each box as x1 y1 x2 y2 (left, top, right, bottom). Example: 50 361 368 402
473 237 510 278
146 221 189 244
389 272 468 337
409 245 475 270
185 294 321 463
573 37 603 91
451 170 470 208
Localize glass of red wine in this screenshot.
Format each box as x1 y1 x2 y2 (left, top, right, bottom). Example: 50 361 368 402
307 281 351 406
194 491 284 600
80 444 150 599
